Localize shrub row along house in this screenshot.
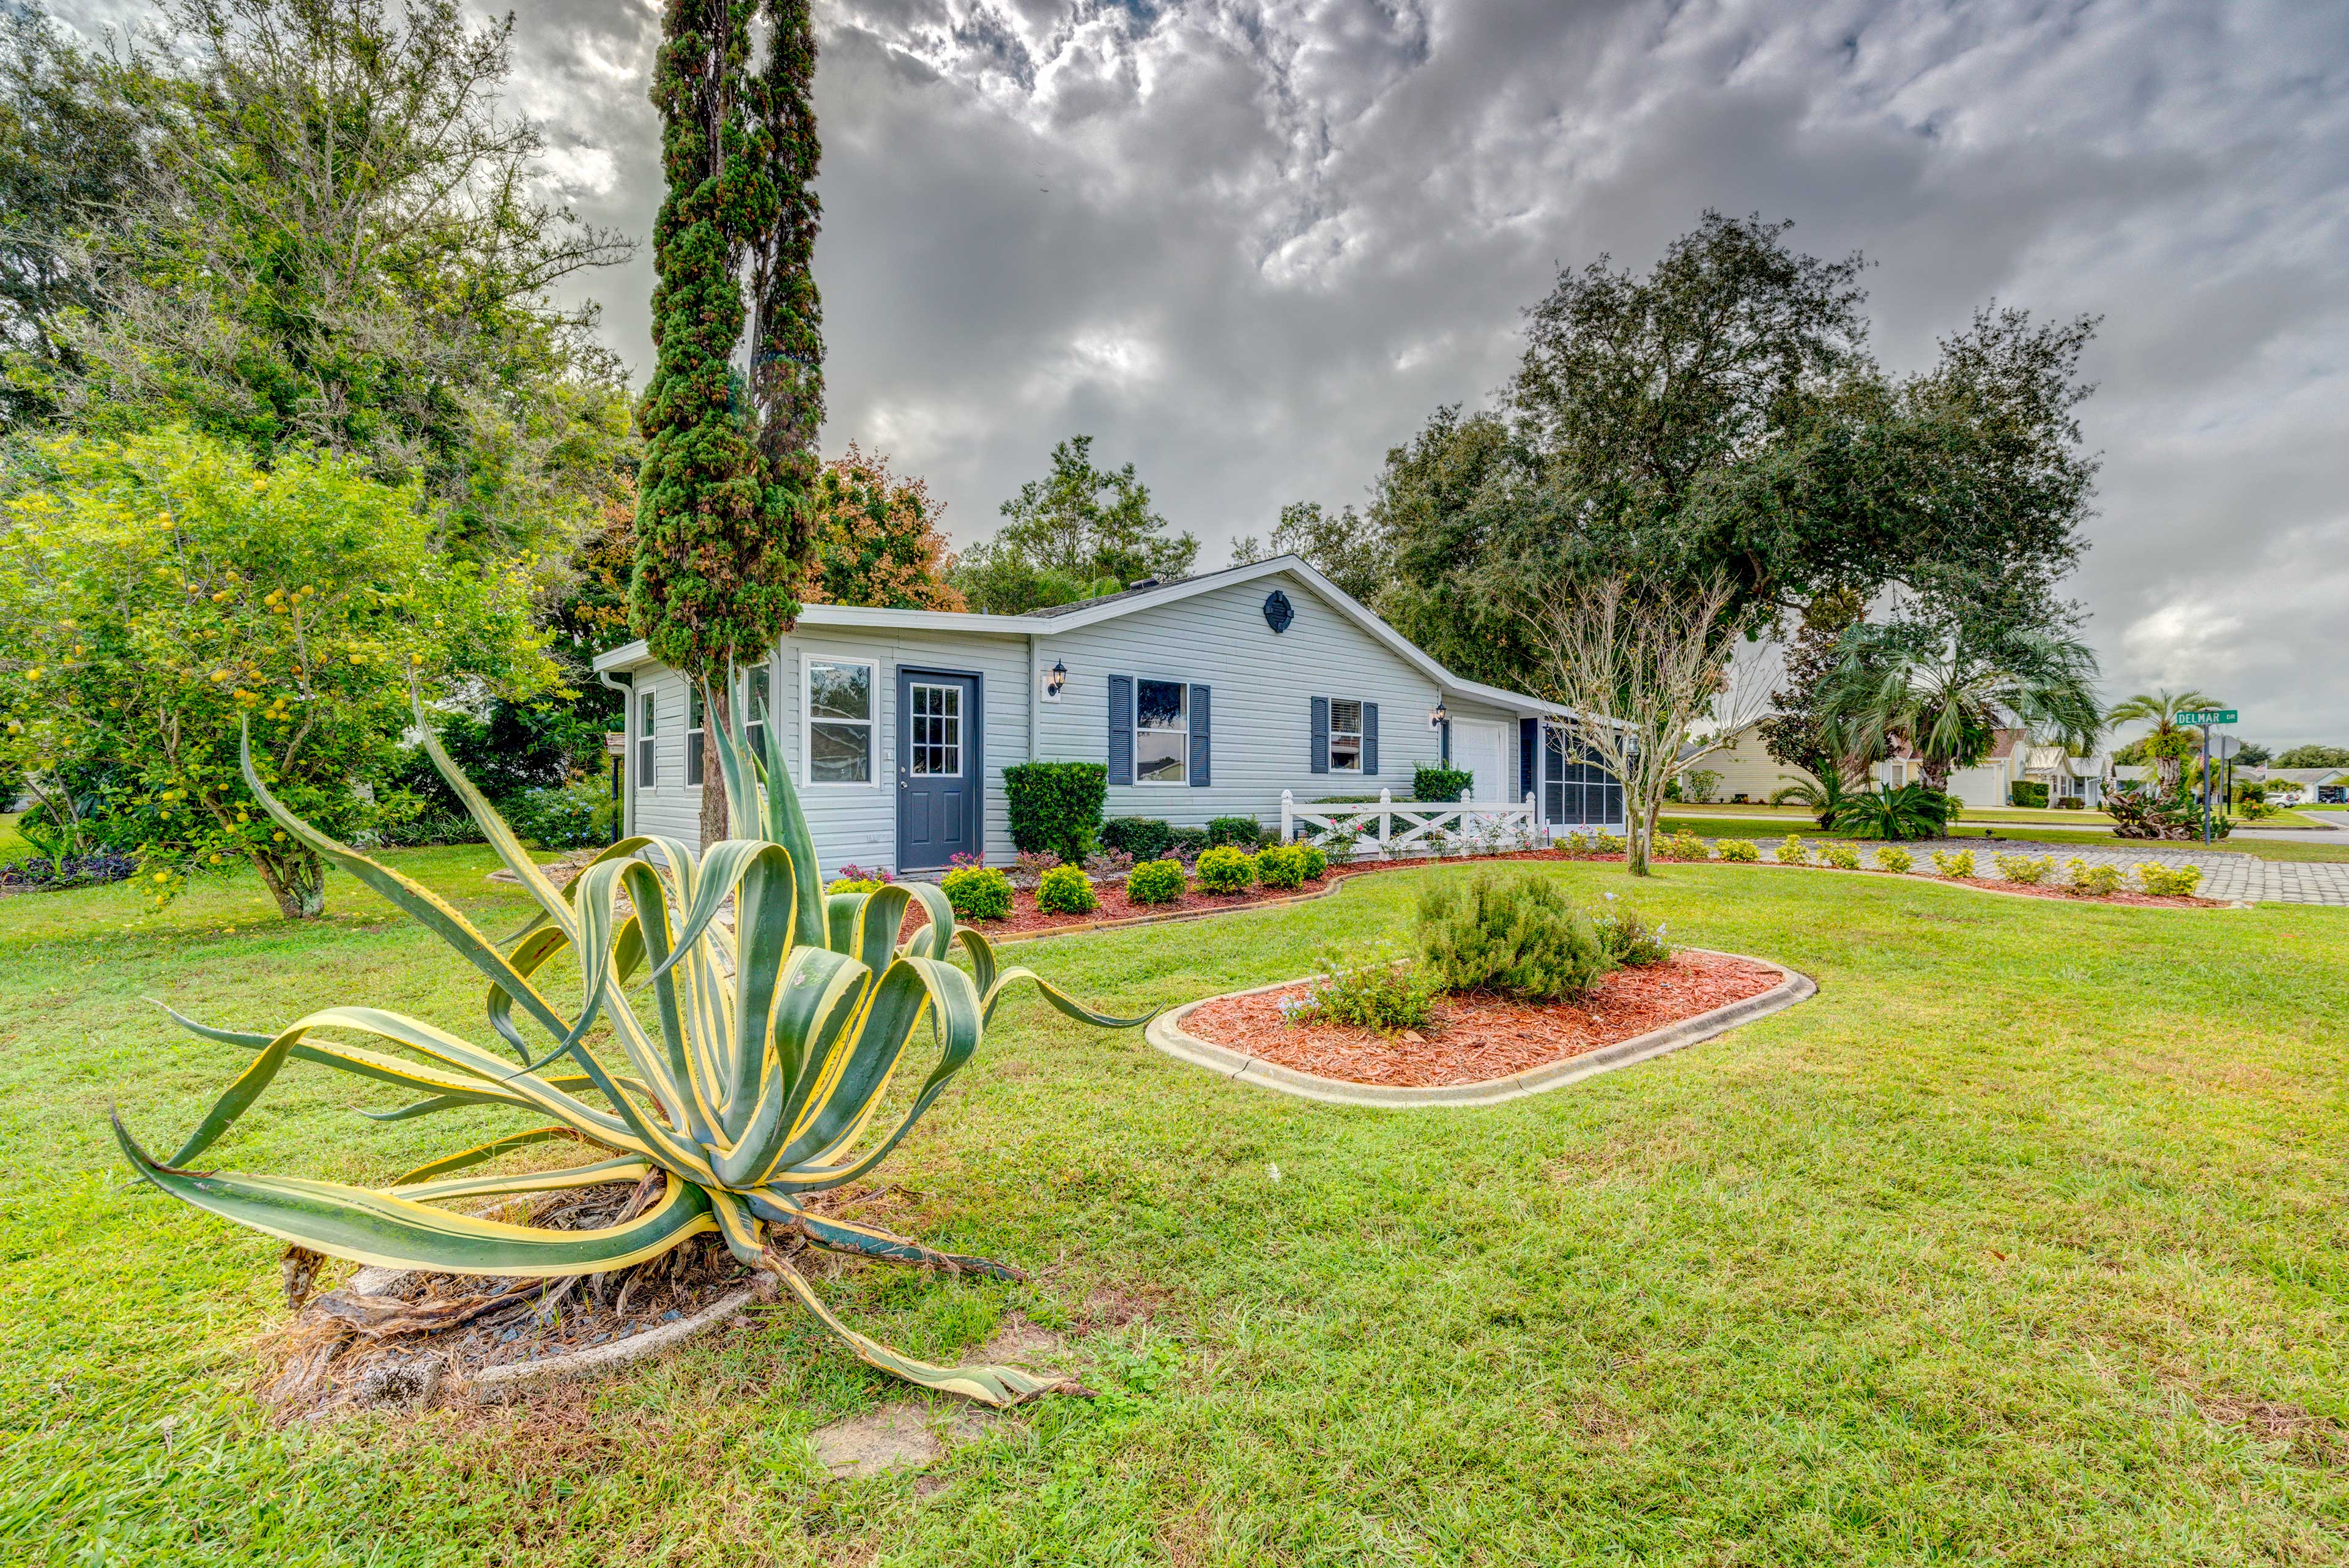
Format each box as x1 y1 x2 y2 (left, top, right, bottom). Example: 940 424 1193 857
593 557 1623 872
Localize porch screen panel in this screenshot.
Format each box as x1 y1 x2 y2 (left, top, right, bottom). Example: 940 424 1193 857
1543 726 1622 825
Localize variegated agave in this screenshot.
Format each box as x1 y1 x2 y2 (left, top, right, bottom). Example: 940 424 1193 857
114 681 1146 1406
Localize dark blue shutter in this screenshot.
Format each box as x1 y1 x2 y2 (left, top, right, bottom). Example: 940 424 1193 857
1521 718 1537 800
1310 696 1329 773
1363 702 1379 775
1440 718 1451 764
1189 684 1211 787
1107 675 1133 786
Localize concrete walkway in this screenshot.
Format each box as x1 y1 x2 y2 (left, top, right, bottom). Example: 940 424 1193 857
1693 831 2349 907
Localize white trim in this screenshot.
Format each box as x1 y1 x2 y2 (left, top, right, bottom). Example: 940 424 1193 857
1133 675 1189 787
801 655 880 791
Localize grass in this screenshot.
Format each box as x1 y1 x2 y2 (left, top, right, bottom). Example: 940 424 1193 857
5 850 2349 1564
1660 814 2349 864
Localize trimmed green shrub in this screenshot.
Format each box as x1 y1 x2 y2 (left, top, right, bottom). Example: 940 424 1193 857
1417 869 1614 1001
2055 796 2085 810
1873 845 1913 874
1652 829 1710 862
1716 838 1760 863
1124 858 1186 905
1412 764 1474 804
1035 863 1098 914
1776 833 1808 866
1930 849 1976 879
826 877 885 895
2011 779 2050 808
1592 830 1627 855
1295 842 1329 880
1004 762 1107 861
1818 842 1863 871
940 865 1012 921
1194 844 1256 893
1206 816 1261 849
1993 852 2054 886
1289 947 1441 1033
1255 844 1307 890
2067 858 2123 895
1100 816 1174 861
2136 861 2203 897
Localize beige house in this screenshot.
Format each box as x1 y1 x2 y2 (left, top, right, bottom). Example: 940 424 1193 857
1685 722 1822 804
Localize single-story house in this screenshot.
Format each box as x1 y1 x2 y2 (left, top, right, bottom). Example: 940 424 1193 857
591 555 1624 874
2262 767 2349 806
1682 721 1821 804
2019 745 2112 808
1873 729 2030 811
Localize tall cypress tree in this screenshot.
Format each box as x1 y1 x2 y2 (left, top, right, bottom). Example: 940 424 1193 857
631 0 824 845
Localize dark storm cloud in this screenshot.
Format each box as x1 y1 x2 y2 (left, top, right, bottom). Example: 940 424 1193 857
52 0 2349 741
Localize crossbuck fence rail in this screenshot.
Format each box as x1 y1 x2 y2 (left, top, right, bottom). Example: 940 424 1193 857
1280 788 1540 860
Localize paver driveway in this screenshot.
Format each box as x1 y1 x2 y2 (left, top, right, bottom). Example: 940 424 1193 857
1718 833 2349 906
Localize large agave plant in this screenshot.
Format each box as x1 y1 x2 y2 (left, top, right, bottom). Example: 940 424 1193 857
113 679 1146 1406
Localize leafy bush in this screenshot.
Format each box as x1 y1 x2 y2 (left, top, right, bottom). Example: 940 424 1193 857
1412 764 1474 804
1082 848 1135 877
1716 838 1760 863
2136 862 2204 898
1930 849 1976 879
941 865 1012 920
1652 828 1710 861
1168 826 1211 861
2011 779 2049 808
1592 830 1626 855
1680 768 1721 804
1003 762 1107 861
1124 858 1187 904
0 850 139 890
1255 844 1307 890
1559 831 1594 856
1285 947 1442 1033
506 779 609 850
1009 850 1059 889
2067 858 2123 895
948 851 985 870
1817 842 1863 871
1036 864 1099 913
1777 833 1808 865
1296 842 1329 879
1100 816 1173 861
2107 782 2230 841
1873 845 1913 874
1206 816 1261 849
1590 894 1671 967
826 877 886 895
1993 853 2054 886
1195 844 1256 893
1831 784 1956 842
375 807 487 848
836 863 894 885
1417 870 1614 1001
2055 797 2085 811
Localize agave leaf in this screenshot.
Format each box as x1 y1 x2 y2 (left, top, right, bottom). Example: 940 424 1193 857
412 707 578 944
393 1156 654 1203
981 967 1159 1031
897 881 959 961
955 927 999 1003
713 946 869 1188
771 1261 1055 1410
748 1192 1022 1282
733 682 826 935
238 724 574 1047
116 1115 714 1276
707 1185 765 1266
392 1127 587 1186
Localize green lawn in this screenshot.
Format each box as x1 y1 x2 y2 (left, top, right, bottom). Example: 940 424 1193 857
6 850 2349 1564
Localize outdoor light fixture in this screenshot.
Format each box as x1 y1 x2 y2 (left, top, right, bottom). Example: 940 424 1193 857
1428 697 1449 730
1045 660 1067 699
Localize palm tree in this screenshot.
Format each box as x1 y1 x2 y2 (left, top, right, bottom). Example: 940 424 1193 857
2106 688 2222 795
1820 625 2103 793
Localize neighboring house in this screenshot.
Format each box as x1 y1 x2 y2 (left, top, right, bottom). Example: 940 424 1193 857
2020 745 2112 809
2263 767 2349 806
1872 728 2030 811
1685 722 1822 804
592 555 1619 874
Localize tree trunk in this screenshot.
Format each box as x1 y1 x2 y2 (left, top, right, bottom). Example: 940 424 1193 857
1626 789 1655 877
698 683 731 847
1922 759 1951 792
254 847 327 919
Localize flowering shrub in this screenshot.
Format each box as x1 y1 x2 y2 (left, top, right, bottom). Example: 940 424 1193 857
1930 849 1976 879
1716 839 1760 863
1124 858 1187 905
1592 830 1627 855
1036 864 1098 914
2136 862 2204 898
1286 945 1441 1033
1652 829 1710 862
1009 849 1059 889
506 780 609 850
1194 845 1256 893
1255 844 1307 890
1776 833 1808 866
1873 845 1913 874
0 851 139 890
1817 842 1863 871
1559 831 1594 856
835 863 894 885
1082 847 1135 877
1993 853 2055 886
2066 858 2123 896
947 850 986 871
1591 893 1671 966
941 865 1013 921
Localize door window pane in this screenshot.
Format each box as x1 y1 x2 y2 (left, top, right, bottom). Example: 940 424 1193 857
1136 679 1187 784
909 683 962 778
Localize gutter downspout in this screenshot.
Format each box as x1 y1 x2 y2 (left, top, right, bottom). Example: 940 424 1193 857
598 667 633 842
1026 633 1040 762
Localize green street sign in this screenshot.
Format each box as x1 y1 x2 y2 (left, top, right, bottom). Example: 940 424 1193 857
2178 709 2238 726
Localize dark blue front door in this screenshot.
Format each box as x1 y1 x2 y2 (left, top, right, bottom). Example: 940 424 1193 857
896 669 982 871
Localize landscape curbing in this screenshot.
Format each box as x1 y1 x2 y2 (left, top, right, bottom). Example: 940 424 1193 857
1145 948 1817 1108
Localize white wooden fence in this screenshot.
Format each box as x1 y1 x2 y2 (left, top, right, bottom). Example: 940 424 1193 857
1280 788 1540 860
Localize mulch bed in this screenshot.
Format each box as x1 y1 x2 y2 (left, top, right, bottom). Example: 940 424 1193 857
1182 949 1783 1088
1937 875 2217 908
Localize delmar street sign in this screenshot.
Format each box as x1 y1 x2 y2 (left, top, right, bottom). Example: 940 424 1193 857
2178 709 2238 726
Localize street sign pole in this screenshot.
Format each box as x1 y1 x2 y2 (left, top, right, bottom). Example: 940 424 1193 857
2202 726 2213 844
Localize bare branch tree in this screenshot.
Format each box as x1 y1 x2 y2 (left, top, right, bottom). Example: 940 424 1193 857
1521 573 1756 876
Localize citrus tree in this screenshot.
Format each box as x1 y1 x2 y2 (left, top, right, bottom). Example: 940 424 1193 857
0 427 557 916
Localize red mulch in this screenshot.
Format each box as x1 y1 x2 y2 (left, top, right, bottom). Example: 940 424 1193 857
1182 949 1783 1088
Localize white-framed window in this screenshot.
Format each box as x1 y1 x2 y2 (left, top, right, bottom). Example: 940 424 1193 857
804 658 875 786
1136 678 1187 785
1327 698 1364 773
636 691 656 786
685 685 706 787
746 666 771 756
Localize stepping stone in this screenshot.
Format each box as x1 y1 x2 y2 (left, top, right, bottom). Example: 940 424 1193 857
811 1403 940 1479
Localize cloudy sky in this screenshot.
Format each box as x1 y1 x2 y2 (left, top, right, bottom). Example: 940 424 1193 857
60 0 2349 743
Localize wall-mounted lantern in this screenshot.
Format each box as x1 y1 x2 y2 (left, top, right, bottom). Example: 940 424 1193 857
1428 697 1449 730
1044 659 1067 700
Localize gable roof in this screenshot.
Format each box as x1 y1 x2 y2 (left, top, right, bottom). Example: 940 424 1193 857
592 554 1584 720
